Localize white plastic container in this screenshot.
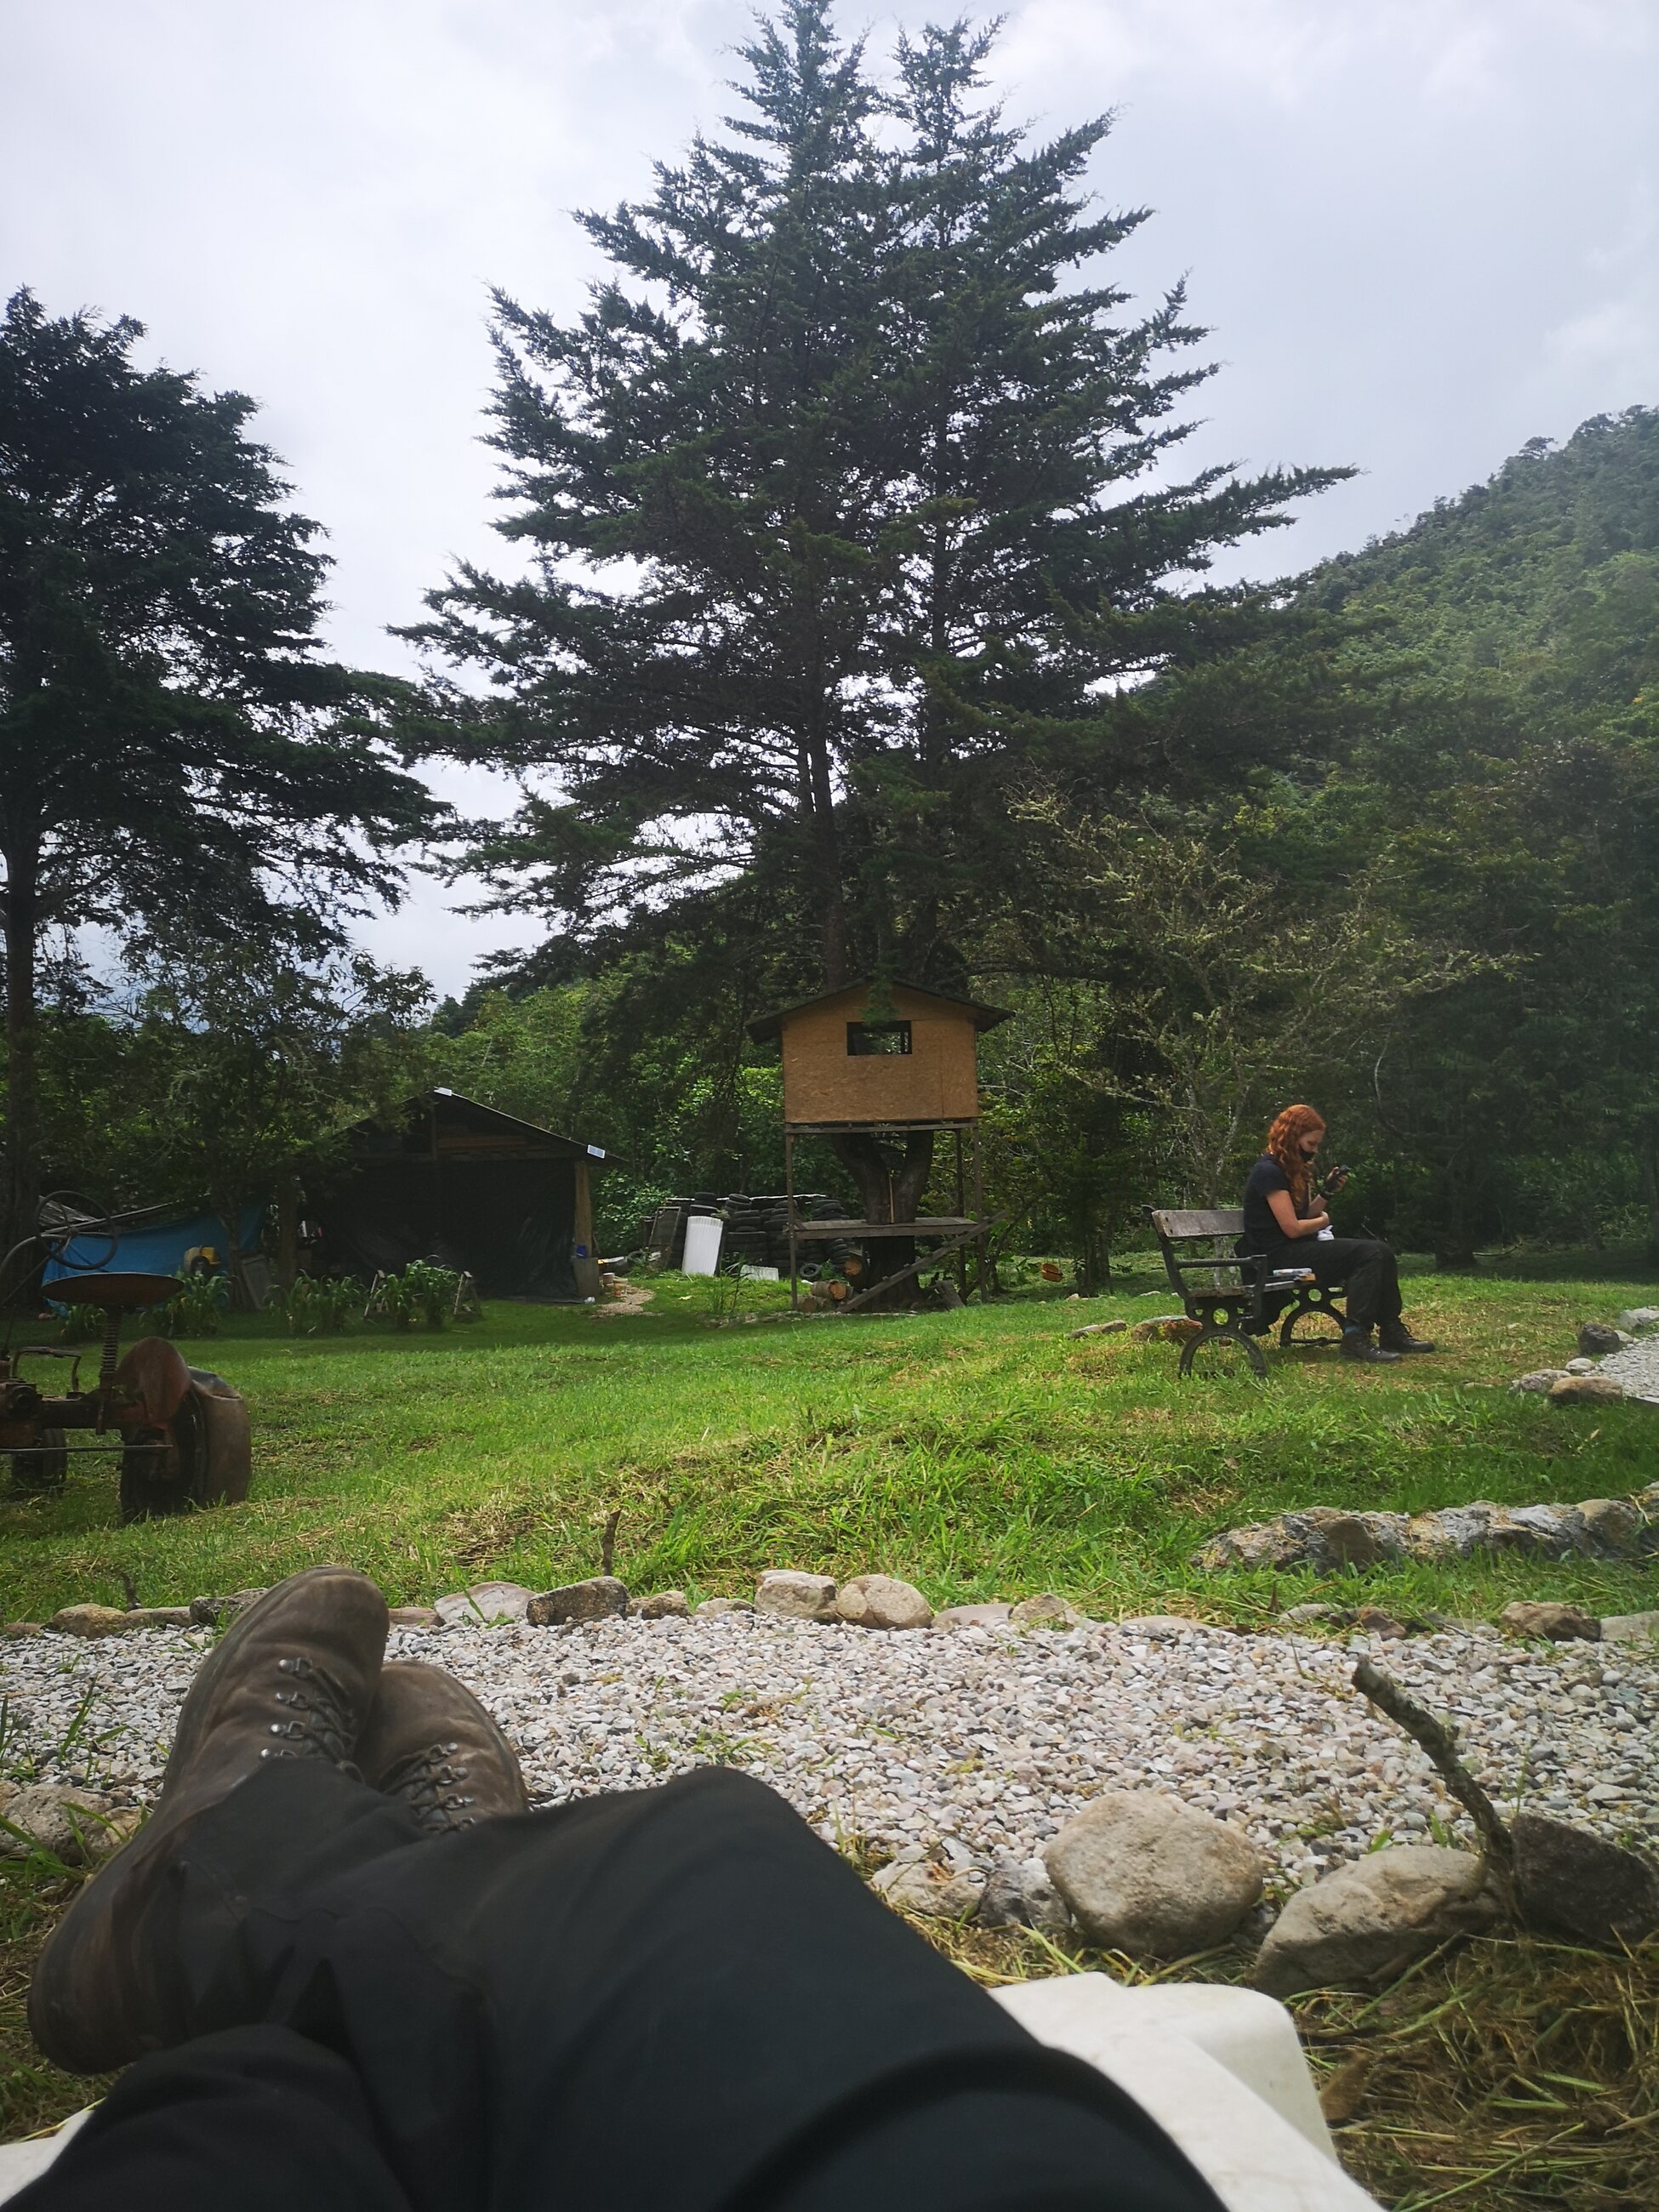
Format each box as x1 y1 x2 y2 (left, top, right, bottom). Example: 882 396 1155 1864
681 1215 724 1275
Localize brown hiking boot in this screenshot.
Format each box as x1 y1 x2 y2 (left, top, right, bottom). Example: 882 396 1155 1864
28 1566 388 2073
356 1662 528 1833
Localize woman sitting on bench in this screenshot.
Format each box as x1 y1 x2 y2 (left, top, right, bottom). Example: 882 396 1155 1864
1241 1106 1434 1365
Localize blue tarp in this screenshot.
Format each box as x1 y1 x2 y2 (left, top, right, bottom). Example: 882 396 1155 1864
43 1204 267 1288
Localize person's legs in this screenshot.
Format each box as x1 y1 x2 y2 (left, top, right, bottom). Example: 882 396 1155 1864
12 2027 410 2212
1310 1236 1392 1331
121 1758 1222 2212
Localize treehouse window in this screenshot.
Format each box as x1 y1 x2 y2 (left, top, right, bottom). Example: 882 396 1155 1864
847 1021 911 1056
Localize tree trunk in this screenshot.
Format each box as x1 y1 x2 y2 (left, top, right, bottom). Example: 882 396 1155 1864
801 701 849 987
827 1129 937 1297
1639 1142 1659 1263
2 838 41 1284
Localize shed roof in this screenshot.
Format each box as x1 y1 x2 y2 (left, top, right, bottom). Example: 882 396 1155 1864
345 1089 607 1162
747 979 1012 1044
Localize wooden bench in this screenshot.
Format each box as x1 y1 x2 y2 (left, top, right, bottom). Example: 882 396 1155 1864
1146 1207 1347 1378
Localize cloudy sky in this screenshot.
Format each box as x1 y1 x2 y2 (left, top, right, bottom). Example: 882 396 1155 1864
5 0 1655 994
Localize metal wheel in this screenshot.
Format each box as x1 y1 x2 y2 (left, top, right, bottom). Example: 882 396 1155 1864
8 1428 66 1495
1279 1293 1347 1350
1178 1326 1269 1381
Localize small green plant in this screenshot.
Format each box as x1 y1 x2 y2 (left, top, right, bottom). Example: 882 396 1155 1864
280 1275 360 1336
157 1274 230 1337
370 1261 465 1331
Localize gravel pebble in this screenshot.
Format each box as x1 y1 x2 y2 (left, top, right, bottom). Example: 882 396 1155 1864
4 1617 1656 1890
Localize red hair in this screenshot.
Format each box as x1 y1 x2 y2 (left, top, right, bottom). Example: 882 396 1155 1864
1266 1104 1326 1213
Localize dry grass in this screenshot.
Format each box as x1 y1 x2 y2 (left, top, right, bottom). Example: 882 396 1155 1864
904 1906 1659 2210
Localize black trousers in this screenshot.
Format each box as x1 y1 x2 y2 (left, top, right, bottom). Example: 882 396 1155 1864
20 1764 1222 2212
1257 1235 1403 1332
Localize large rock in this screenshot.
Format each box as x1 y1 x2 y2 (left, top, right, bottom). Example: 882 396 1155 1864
1043 1793 1266 1955
389 1605 438 1628
1616 1307 1659 1332
869 1845 986 1921
934 1602 1014 1632
1510 1369 1569 1394
47 1605 134 1639
1549 1374 1626 1406
1253 1846 1497 1997
1499 1600 1599 1642
1577 1498 1641 1554
634 1589 690 1620
1009 1593 1090 1632
1512 1814 1659 1947
434 1582 537 1628
1195 1491 1654 1575
978 1855 1072 1934
693 1597 755 1619
1131 1315 1202 1343
1576 1321 1625 1357
835 1575 933 1630
189 1588 268 1627
1068 1319 1127 1339
754 1571 839 1622
1601 1611 1659 1644
526 1576 629 1628
0 1783 136 1862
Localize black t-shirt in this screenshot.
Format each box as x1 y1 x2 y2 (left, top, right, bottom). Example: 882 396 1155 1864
1241 1154 1298 1254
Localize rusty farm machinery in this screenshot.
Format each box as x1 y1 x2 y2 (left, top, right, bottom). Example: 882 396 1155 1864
2 1202 252 1524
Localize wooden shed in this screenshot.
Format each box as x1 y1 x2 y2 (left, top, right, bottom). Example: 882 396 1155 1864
314 1090 606 1302
747 980 1009 1129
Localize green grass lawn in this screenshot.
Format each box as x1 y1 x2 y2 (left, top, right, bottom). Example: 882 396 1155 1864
3 1257 1656 1624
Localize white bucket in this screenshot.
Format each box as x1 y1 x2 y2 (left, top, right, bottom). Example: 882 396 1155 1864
681 1216 725 1276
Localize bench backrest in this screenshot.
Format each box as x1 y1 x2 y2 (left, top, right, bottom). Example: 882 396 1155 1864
1149 1208 1245 1243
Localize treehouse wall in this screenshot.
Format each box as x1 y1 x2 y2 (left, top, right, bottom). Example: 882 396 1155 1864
778 984 982 1126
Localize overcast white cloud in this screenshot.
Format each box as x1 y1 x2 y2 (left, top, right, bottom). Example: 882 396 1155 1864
4 0 1654 991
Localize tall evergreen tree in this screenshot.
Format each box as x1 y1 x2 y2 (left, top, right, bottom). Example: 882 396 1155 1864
411 2 1345 995
0 289 439 1256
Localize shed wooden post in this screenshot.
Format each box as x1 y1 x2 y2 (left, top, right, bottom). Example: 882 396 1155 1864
572 1159 601 1299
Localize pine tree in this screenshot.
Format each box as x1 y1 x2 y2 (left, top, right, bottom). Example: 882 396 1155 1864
412 2 1345 996
0 289 436 1255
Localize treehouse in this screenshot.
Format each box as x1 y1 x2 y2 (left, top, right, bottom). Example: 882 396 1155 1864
747 980 1010 1308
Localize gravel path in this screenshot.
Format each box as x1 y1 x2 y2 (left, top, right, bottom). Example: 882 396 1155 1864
6 1615 1656 1890
1599 1331 1659 1404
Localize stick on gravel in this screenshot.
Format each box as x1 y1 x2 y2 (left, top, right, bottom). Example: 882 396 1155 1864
1352 1658 1516 1907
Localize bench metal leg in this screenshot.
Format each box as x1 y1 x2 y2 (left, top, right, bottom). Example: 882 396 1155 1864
1278 1288 1347 1349
1178 1322 1269 1380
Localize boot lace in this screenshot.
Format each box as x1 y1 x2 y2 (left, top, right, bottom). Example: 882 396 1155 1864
383 1740 481 1833
261 1655 358 1767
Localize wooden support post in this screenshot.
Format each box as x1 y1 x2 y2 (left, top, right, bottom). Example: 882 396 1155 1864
954 1131 968 1302
572 1160 601 1298
785 1127 799 1314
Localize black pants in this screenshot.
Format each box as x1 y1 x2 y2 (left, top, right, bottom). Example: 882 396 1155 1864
20 1764 1221 2212
1257 1235 1403 1333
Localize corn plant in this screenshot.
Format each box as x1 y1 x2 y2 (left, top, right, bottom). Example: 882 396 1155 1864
281 1275 359 1336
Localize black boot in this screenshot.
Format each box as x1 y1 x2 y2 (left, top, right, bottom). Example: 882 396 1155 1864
1340 1326 1402 1365
29 1566 389 2073
356 1662 529 1833
1379 1321 1437 1354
